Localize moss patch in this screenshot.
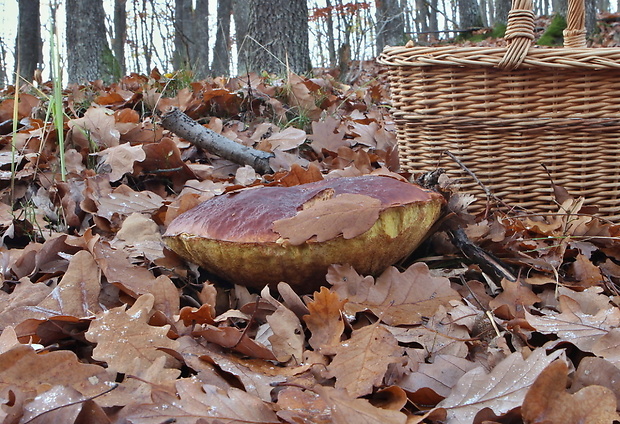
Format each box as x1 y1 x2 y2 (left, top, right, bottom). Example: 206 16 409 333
537 14 567 46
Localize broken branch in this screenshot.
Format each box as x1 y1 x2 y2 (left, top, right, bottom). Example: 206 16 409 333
160 107 274 174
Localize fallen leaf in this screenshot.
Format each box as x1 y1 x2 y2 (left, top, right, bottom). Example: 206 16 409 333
308 117 348 153
316 386 407 424
21 385 87 423
37 249 102 317
85 294 180 374
267 304 305 363
488 279 541 319
303 287 346 353
525 295 620 352
326 323 402 397
0 344 112 401
97 142 147 182
273 193 382 245
522 360 620 423
396 355 478 398
437 348 564 424
265 126 307 151
68 106 120 149
120 377 279 424
329 263 461 326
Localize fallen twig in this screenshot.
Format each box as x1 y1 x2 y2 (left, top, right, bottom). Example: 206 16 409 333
160 107 274 174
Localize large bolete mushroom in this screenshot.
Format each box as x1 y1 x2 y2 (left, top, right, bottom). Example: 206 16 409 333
164 175 444 292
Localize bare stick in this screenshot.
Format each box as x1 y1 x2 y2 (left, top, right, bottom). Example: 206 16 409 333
160 107 274 174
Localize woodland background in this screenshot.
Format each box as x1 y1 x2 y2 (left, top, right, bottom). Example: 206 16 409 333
0 0 618 88
1 0 620 423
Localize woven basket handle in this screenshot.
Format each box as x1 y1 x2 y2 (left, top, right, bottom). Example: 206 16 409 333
498 0 586 69
564 0 587 47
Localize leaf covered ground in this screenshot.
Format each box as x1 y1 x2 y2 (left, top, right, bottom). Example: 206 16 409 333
2 51 620 423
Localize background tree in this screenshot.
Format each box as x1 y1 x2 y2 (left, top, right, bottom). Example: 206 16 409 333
66 0 117 83
173 0 192 70
16 0 42 82
459 0 485 28
245 0 312 75
211 0 232 76
173 0 209 77
233 0 251 74
113 0 127 76
0 40 7 87
376 0 405 54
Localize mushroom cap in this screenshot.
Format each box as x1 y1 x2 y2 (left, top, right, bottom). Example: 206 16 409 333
164 175 444 292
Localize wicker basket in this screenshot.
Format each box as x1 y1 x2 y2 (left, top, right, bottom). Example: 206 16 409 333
377 0 620 221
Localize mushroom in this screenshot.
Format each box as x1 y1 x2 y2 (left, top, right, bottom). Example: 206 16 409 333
164 175 445 293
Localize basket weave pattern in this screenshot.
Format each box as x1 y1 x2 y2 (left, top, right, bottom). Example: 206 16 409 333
378 0 620 220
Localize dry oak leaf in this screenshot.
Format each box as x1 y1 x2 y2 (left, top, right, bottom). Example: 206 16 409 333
396 354 478 398
68 106 120 149
21 385 87 424
303 287 346 353
266 304 305 363
273 193 382 245
85 294 180 375
98 356 179 407
276 386 332 424
329 263 461 326
90 240 180 319
488 278 541 320
436 348 564 424
385 306 469 360
113 212 165 263
193 325 277 361
120 377 279 424
177 335 295 402
572 357 620 407
315 386 407 424
525 295 620 352
0 344 112 400
522 360 620 424
308 116 348 153
96 142 147 182
592 328 620 366
0 277 53 330
326 323 402 398
265 126 307 151
36 250 103 318
95 184 164 223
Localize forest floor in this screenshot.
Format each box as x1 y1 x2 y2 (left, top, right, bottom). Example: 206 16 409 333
1 18 620 424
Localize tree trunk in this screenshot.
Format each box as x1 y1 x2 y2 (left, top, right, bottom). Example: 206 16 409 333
173 0 192 70
495 0 511 25
0 41 7 88
212 0 232 76
66 0 116 83
585 0 597 36
113 0 127 76
376 0 405 54
325 0 337 67
459 0 485 29
233 0 251 74
246 0 312 75
193 0 210 78
16 0 42 82
173 0 210 77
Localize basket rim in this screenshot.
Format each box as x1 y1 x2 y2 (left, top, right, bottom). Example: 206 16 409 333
377 45 620 70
